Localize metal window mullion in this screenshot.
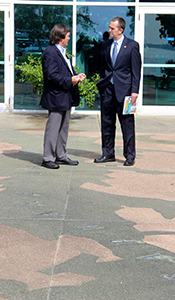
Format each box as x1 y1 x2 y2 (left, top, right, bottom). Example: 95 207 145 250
72 0 76 67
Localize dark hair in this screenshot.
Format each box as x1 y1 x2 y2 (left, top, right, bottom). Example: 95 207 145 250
49 24 71 45
103 31 109 41
111 17 126 32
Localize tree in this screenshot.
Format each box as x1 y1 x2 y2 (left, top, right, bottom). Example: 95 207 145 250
15 4 97 52
156 14 175 47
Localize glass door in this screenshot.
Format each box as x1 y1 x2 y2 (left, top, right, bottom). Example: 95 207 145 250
0 5 11 111
0 9 4 105
139 8 175 114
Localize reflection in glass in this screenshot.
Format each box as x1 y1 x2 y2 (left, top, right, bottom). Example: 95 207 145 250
17 0 71 1
143 14 175 105
144 14 175 64
143 67 175 106
14 5 72 110
140 0 175 2
78 0 134 2
0 11 4 103
76 6 135 110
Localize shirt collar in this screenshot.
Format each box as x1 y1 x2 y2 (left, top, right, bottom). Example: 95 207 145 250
113 35 124 46
55 43 65 55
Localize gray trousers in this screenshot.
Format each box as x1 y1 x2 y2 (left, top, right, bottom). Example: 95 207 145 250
43 110 70 162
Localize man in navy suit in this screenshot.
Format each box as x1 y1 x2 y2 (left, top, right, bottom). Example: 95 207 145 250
41 24 86 169
94 17 141 166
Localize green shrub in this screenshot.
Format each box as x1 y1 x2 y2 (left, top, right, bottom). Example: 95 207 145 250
15 54 43 95
78 73 100 109
15 54 100 109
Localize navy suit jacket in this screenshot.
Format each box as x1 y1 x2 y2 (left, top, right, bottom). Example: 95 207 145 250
41 45 80 111
97 36 141 103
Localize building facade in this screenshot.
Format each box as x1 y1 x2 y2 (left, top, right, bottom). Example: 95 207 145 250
1 0 175 114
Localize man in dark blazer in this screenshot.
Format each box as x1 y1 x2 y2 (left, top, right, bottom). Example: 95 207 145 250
41 24 86 169
94 16 141 166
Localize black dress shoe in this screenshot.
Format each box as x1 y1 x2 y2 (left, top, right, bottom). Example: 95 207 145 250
56 157 79 166
123 159 135 166
41 160 60 169
94 156 115 163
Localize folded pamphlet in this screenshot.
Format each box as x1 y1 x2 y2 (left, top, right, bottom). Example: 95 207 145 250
123 96 138 115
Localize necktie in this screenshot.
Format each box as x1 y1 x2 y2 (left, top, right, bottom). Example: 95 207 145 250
112 42 118 66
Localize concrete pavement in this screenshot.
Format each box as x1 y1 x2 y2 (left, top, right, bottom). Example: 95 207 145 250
0 112 175 300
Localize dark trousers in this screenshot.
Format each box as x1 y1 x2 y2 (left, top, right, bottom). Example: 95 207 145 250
101 83 135 160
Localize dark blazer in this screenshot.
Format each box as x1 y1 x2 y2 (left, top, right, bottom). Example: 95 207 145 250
97 36 141 103
41 45 80 111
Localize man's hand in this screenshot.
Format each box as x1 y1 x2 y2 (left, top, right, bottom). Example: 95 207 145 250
72 73 86 85
78 73 86 82
131 93 138 105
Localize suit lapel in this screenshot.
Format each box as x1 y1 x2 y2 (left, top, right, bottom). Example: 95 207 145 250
106 39 113 67
54 45 74 74
113 36 127 68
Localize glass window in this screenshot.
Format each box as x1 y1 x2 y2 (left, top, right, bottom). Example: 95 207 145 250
0 11 4 103
143 14 175 106
17 0 71 1
78 0 134 2
14 5 73 110
76 6 135 110
143 67 175 106
140 0 175 2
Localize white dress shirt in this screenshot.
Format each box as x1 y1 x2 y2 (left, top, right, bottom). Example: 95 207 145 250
55 44 74 75
110 35 124 60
